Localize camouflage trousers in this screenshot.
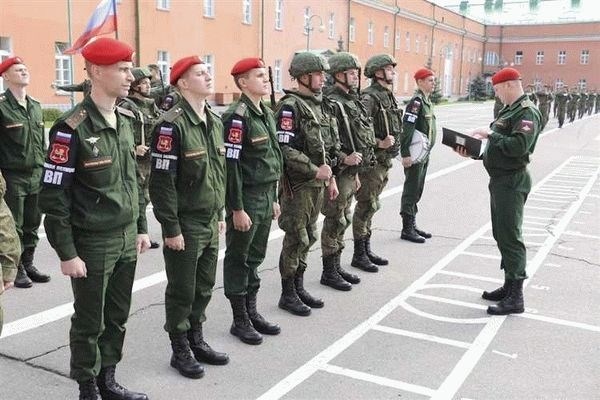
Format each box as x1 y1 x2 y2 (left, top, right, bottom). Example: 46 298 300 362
321 170 357 257
353 163 391 239
0 197 21 336
278 185 324 279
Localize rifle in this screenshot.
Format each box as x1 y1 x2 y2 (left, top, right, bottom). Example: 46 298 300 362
268 66 277 110
357 67 362 96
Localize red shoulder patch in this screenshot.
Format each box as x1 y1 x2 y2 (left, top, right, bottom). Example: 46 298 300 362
49 143 70 164
228 127 243 144
157 135 173 152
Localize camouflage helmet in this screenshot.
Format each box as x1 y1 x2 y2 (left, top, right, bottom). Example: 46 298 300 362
131 67 152 83
364 54 397 78
327 52 361 75
288 52 329 78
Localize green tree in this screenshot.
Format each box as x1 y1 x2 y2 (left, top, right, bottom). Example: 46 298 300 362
469 75 488 101
430 79 443 104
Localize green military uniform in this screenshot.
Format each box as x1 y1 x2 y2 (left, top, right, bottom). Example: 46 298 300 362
0 171 21 335
567 91 579 122
484 94 541 282
535 91 552 130
525 89 538 106
493 96 504 119
39 95 147 382
555 90 570 128
222 94 282 297
587 92 596 116
578 92 587 119
149 97 225 335
56 79 92 97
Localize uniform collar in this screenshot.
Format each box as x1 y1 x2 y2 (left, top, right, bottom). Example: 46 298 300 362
3 88 31 108
416 89 431 105
283 89 322 104
508 94 529 111
179 96 214 126
83 95 118 132
240 93 265 116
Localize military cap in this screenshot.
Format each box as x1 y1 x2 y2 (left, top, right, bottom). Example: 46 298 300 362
364 54 396 78
170 55 204 86
0 56 24 75
414 67 434 81
231 58 265 76
491 67 521 85
131 67 152 82
81 38 134 65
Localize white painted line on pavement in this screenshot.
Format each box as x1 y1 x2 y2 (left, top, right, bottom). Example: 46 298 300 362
372 324 471 349
524 205 565 211
411 293 486 311
461 251 501 260
544 263 561 268
437 270 503 284
562 231 600 240
492 350 518 359
515 311 600 333
557 245 574 251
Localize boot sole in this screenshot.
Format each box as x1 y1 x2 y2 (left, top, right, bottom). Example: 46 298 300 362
193 352 230 365
278 303 311 316
481 293 506 301
319 279 352 291
350 263 378 273
230 327 263 345
170 360 205 379
14 281 33 288
368 259 388 266
486 306 525 315
400 235 425 244
28 276 51 283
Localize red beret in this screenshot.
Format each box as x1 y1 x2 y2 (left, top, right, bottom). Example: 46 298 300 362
81 38 134 65
231 58 265 76
492 67 521 85
0 56 24 75
414 68 434 81
170 56 204 86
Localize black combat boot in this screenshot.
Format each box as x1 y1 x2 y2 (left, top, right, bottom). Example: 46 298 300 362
278 278 311 316
97 365 149 400
228 295 263 345
188 323 230 364
294 268 324 308
246 292 281 335
14 264 32 288
412 218 432 239
364 234 388 265
21 247 51 283
482 280 508 301
168 332 205 379
487 279 525 315
335 251 360 284
400 214 425 244
149 241 160 249
320 253 352 291
351 238 379 272
78 378 99 400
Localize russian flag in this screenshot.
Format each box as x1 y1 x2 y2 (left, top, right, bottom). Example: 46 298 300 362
65 0 117 54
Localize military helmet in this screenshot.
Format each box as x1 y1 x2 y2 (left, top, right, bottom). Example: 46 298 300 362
364 54 397 78
131 67 152 83
288 52 329 78
327 52 361 75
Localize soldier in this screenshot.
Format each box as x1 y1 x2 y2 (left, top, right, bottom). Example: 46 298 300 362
578 90 587 119
455 67 541 315
149 56 229 379
587 91 596 116
535 85 552 130
0 171 20 336
51 79 92 97
525 84 538 106
567 88 579 123
356 54 403 269
554 86 570 128
0 56 50 288
118 67 162 249
222 58 283 345
596 90 600 114
39 38 150 400
275 52 340 316
399 68 436 244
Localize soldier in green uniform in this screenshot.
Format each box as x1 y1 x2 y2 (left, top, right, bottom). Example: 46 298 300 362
39 38 150 400
578 91 587 119
535 85 552 130
399 68 436 244
0 171 20 336
149 56 229 379
222 58 283 345
586 91 596 116
356 54 402 269
555 86 570 128
52 79 92 97
322 52 375 292
0 56 50 288
275 52 340 316
525 84 538 106
455 67 541 315
118 67 162 249
596 90 600 114
567 88 579 123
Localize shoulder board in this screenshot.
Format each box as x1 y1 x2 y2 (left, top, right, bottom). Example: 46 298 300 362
28 95 41 104
116 106 136 119
206 106 221 120
65 108 88 130
521 99 535 108
118 97 137 111
234 102 248 117
163 106 184 123
0 94 6 102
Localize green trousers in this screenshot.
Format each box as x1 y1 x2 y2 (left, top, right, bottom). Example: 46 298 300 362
489 170 531 280
223 186 275 297
278 185 323 279
69 223 138 382
163 215 219 334
321 170 357 257
354 163 390 239
401 158 429 217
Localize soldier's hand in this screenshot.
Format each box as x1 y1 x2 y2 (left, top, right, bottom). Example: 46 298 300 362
328 177 339 201
401 156 413 168
343 152 363 166
3 280 14 291
355 175 362 191
470 127 490 139
233 209 252 232
378 135 395 149
165 234 185 251
61 257 87 278
136 145 149 156
272 202 281 220
316 164 333 181
218 221 226 234
453 145 470 158
136 233 151 254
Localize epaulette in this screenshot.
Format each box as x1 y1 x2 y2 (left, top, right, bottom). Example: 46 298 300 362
65 108 88 130
521 99 535 108
234 102 247 117
28 95 40 104
163 106 184 123
118 97 137 111
207 106 221 120
0 94 6 102
117 105 136 119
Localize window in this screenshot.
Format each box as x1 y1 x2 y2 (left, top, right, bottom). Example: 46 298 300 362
554 78 564 90
274 0 283 30
203 0 214 17
202 54 214 77
557 50 566 65
580 49 589 64
432 39 436 56
0 36 11 92
242 0 252 24
405 32 410 52
578 78 586 91
157 50 170 83
54 42 72 88
514 50 523 65
328 13 335 40
415 34 420 54
536 51 544 65
383 26 389 48
349 18 355 42
484 51 499 66
367 22 374 46
156 0 169 10
273 59 282 93
395 30 400 50
303 7 310 35
403 71 409 94
424 35 428 56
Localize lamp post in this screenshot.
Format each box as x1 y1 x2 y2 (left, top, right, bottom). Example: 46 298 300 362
305 14 324 51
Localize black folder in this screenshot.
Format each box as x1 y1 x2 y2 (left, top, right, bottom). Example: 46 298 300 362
442 127 485 158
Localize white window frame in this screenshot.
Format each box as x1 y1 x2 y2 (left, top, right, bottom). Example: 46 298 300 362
349 17 355 42
303 7 310 35
580 49 589 65
578 78 586 91
203 0 214 18
157 50 170 84
273 59 282 93
424 36 428 56
367 22 374 46
328 13 335 40
515 50 523 65
554 78 563 90
274 0 283 30
415 34 420 54
156 0 170 11
405 32 410 52
383 26 389 48
557 50 566 65
0 36 12 92
202 54 214 78
54 42 72 89
242 0 252 24
536 51 544 65
394 30 400 50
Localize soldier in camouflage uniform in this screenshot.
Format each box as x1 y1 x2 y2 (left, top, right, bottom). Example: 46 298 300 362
554 86 570 128
356 54 402 268
321 52 373 293
0 171 20 336
567 88 579 123
275 52 341 316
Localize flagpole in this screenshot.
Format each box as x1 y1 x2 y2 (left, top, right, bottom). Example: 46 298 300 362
67 0 75 108
113 0 119 39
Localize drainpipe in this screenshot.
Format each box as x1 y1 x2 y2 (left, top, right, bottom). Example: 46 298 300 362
135 0 141 66
392 0 400 59
428 3 438 68
347 0 351 52
459 16 466 95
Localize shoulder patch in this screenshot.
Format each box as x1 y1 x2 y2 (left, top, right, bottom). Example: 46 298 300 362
517 119 535 134
234 102 248 117
409 97 422 114
65 109 88 130
0 95 6 102
116 106 136 119
521 99 535 109
163 106 184 123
